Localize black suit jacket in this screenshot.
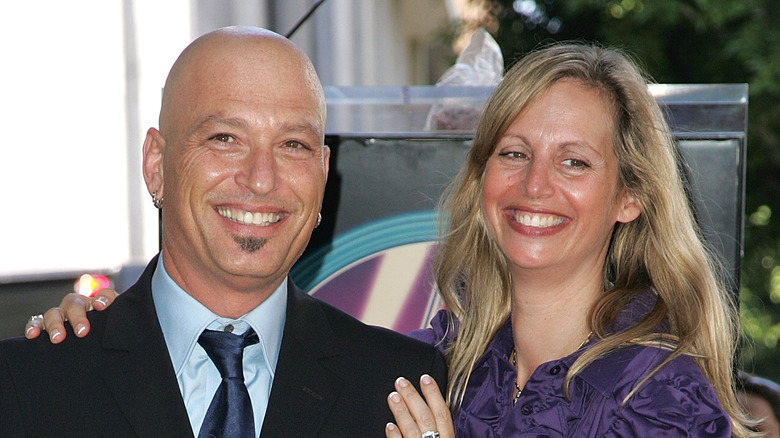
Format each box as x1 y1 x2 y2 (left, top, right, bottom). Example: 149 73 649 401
0 257 447 437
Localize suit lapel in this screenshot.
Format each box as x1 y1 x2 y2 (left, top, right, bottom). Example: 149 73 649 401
260 283 344 437
100 257 194 437
97 263 346 436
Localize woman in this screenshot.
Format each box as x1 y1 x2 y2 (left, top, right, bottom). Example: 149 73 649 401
28 42 754 437
385 43 754 437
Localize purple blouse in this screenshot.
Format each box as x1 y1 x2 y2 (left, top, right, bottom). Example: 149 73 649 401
408 291 731 437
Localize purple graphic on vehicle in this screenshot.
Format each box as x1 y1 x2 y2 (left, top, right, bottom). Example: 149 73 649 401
309 242 443 333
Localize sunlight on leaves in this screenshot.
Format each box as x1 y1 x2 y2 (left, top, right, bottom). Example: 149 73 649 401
749 205 771 226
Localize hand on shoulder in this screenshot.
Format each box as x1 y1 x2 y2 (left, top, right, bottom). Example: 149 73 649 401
24 289 118 343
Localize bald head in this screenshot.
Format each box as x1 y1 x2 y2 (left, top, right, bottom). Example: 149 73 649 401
159 26 325 138
141 26 331 310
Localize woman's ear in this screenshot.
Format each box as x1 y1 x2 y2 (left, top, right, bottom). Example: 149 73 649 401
616 191 641 224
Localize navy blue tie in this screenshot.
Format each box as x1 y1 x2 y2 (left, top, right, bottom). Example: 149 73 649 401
198 328 259 438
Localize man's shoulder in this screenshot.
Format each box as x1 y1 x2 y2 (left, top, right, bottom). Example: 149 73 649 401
0 335 43 357
0 325 106 391
0 311 107 356
0 278 153 368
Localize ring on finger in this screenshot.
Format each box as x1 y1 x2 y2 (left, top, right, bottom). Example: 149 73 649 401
421 431 439 438
28 314 44 324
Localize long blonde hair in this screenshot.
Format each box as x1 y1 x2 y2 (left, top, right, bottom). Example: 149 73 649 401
435 42 753 436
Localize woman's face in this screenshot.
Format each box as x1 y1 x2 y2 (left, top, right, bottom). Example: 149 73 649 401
481 79 640 282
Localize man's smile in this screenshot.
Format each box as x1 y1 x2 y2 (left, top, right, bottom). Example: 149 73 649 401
217 207 282 226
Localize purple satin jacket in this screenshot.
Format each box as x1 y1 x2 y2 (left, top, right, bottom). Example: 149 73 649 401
409 291 731 437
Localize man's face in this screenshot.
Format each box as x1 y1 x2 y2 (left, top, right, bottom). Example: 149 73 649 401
148 37 328 296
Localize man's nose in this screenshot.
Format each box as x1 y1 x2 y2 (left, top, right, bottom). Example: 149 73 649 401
235 146 276 194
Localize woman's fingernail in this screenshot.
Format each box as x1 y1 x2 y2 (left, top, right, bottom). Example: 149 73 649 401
396 377 410 388
421 374 432 385
76 324 86 336
389 391 401 403
25 326 34 337
95 296 108 306
386 422 397 431
50 329 62 340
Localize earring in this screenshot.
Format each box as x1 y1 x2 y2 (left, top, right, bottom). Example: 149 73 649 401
315 212 322 228
151 191 164 209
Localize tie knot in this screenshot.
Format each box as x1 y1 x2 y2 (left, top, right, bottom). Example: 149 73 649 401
198 328 259 379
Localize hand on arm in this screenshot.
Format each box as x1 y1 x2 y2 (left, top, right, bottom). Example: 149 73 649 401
386 375 454 438
24 288 118 343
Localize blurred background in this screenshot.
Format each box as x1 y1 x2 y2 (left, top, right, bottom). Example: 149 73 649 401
0 0 778 383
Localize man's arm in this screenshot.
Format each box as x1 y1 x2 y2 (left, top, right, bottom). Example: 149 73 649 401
24 289 118 343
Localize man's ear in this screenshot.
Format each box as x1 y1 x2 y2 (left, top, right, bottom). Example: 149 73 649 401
617 191 641 224
322 144 330 181
142 127 165 197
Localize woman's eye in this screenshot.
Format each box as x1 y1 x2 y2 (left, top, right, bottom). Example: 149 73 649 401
498 151 526 160
563 158 589 168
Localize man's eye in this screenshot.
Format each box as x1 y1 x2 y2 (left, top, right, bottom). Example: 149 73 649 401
210 133 234 143
284 140 308 150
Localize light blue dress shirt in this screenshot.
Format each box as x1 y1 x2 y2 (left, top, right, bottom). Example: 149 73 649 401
151 255 287 437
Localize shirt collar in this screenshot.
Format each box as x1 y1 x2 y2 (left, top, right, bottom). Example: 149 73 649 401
151 254 287 378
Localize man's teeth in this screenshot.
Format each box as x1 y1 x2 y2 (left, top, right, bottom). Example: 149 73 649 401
217 207 281 226
513 212 564 228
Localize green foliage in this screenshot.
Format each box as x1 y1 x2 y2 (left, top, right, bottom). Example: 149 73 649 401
478 0 780 381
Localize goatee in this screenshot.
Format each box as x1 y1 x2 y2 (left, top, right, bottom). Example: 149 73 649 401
234 236 267 253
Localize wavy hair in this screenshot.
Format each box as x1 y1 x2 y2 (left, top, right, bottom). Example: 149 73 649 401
435 42 753 436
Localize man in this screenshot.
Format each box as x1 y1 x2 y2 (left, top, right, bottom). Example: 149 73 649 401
0 26 446 437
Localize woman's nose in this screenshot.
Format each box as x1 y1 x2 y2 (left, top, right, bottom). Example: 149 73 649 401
523 160 554 199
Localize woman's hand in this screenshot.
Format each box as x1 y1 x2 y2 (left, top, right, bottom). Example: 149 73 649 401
24 288 118 343
386 374 454 438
